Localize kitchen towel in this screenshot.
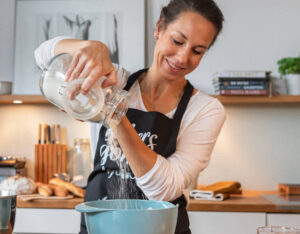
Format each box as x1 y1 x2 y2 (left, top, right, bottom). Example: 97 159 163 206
189 181 242 201
189 190 229 201
196 181 241 195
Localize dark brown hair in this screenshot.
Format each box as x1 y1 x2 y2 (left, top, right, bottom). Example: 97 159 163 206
159 0 224 48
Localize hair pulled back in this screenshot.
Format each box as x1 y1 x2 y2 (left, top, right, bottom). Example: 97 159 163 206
159 0 224 47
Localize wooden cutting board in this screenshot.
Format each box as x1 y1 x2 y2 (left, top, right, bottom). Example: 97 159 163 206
18 194 74 202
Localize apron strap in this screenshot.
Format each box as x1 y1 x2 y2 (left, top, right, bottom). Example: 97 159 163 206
172 81 194 124
164 81 194 153
123 68 148 91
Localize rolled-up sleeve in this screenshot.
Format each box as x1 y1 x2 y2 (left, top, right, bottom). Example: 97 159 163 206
34 36 71 70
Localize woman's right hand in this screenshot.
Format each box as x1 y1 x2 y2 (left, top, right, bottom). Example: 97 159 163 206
55 39 117 95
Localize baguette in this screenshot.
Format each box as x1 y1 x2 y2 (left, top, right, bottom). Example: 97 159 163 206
51 184 69 197
49 178 85 198
37 183 53 196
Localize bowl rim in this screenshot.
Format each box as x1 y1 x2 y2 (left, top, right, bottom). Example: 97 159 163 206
76 199 178 213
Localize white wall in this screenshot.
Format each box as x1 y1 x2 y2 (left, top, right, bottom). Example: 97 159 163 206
0 0 300 189
0 0 15 82
0 104 90 179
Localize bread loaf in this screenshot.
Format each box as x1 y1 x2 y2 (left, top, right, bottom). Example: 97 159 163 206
52 184 69 197
37 183 53 196
49 178 85 198
0 175 36 195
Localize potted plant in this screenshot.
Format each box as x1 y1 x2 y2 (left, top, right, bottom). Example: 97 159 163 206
277 56 300 95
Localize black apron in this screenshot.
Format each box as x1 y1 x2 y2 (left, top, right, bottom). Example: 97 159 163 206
81 69 193 234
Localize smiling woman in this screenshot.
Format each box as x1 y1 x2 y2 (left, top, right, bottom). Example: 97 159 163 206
34 0 225 233
150 11 216 89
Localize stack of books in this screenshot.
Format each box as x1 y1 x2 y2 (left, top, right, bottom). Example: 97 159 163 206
213 71 272 96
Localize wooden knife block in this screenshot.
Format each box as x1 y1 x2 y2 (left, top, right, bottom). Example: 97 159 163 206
34 144 68 183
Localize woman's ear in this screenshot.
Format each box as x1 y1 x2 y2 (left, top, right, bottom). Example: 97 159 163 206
154 19 164 40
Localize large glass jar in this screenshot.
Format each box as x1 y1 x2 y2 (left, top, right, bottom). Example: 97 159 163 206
71 138 93 187
39 53 129 127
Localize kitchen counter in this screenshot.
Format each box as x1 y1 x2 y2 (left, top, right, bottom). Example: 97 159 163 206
17 197 83 209
17 190 300 213
187 190 300 213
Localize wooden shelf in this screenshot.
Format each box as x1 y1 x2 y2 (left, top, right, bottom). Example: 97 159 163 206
212 95 300 104
1 94 300 105
0 95 49 104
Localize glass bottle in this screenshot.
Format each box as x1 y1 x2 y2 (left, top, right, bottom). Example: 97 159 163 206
71 138 93 187
39 53 129 127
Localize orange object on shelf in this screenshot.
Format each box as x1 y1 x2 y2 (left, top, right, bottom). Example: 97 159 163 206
278 183 300 195
196 181 241 196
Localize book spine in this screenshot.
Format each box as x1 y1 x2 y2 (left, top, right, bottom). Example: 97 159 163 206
219 89 269 95
214 77 269 82
219 85 268 90
214 71 269 78
218 80 267 86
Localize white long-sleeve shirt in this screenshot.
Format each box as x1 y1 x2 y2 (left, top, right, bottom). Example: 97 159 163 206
34 37 226 201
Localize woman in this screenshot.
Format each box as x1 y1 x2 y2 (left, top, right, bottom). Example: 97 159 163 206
35 0 225 233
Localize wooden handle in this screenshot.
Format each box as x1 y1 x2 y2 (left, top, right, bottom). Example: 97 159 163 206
43 124 48 144
38 124 41 144
47 125 51 145
51 124 56 144
56 125 61 144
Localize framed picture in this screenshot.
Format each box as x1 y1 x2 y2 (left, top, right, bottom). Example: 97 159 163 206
13 0 145 94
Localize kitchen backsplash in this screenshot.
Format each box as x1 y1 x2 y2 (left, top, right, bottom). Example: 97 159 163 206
1 103 300 191
0 104 89 180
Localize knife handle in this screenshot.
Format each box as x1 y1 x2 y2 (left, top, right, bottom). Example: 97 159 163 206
51 124 56 144
47 125 51 145
38 124 41 144
56 124 61 144
43 124 48 144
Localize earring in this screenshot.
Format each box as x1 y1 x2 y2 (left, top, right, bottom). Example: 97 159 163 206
154 35 158 40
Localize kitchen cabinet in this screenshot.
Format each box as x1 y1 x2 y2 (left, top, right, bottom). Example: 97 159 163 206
188 211 265 234
267 213 300 229
13 208 80 234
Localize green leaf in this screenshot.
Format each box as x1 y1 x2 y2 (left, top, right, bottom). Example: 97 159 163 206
277 56 300 75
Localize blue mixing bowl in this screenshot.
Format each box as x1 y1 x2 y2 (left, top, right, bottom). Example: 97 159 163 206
76 199 178 234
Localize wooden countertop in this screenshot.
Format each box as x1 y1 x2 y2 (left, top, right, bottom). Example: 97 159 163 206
187 190 300 213
17 197 83 209
17 191 300 213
